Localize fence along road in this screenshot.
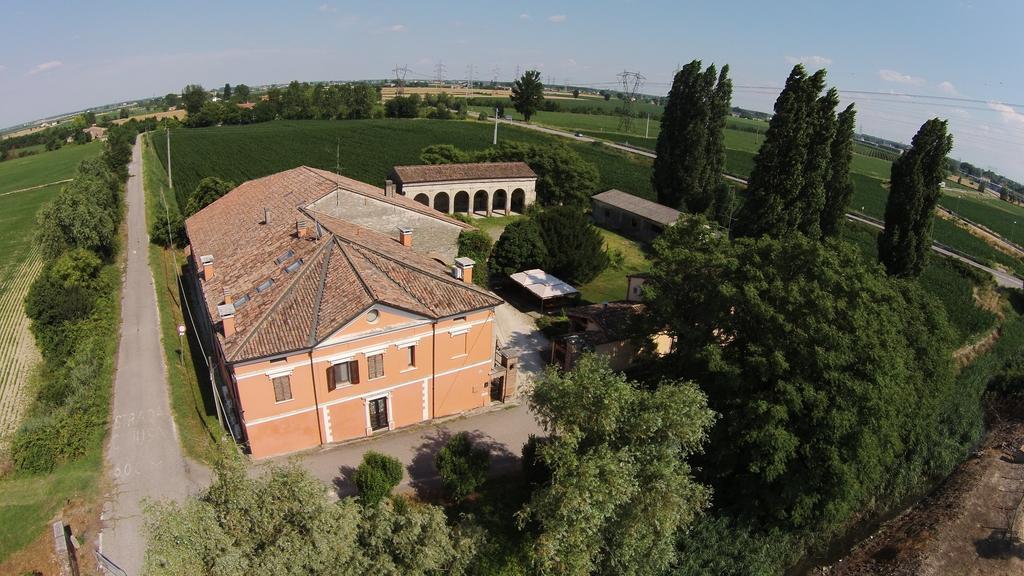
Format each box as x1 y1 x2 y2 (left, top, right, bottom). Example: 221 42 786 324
100 135 209 574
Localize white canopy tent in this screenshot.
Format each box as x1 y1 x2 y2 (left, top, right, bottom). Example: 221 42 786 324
509 269 579 308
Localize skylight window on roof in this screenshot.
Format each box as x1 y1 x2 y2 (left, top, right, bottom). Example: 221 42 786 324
256 279 275 293
234 294 251 309
284 259 303 274
275 249 295 265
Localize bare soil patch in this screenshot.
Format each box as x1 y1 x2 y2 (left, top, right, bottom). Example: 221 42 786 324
821 421 1024 575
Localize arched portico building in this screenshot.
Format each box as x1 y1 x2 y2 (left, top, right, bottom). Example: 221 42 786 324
387 162 538 217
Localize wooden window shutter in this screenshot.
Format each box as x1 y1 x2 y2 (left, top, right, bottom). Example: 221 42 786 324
327 366 336 392
350 360 360 384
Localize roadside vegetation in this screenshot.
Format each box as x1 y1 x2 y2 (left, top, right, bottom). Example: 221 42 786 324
0 121 139 565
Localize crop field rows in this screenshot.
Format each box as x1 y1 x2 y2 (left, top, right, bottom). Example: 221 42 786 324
0 252 42 439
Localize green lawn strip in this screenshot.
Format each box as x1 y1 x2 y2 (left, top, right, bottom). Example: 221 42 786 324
0 141 102 194
0 450 103 561
578 229 650 304
141 134 221 465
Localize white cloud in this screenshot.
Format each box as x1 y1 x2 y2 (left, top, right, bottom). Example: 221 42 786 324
878 69 925 86
938 80 958 96
519 13 529 19
378 24 406 33
785 55 832 67
566 58 578 67
988 101 1024 127
317 3 336 12
548 14 567 23
27 60 62 75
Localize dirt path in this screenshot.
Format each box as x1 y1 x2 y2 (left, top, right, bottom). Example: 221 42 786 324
825 421 1024 575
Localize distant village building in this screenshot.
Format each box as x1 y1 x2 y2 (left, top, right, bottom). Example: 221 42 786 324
591 189 680 243
388 162 537 216
185 166 513 459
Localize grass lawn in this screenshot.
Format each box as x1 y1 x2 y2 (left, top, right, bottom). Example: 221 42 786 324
0 141 102 194
0 450 103 562
142 134 223 465
578 229 650 304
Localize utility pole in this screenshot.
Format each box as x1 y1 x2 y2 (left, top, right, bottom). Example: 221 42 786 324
514 64 521 80
434 61 447 85
466 64 475 97
166 127 173 190
645 113 650 139
493 107 499 145
491 65 500 86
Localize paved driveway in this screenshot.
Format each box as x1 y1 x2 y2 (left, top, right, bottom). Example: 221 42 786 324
100 136 210 574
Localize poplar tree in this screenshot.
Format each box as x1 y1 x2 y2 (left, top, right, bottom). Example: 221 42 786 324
878 119 954 277
732 66 842 239
652 60 732 218
821 104 857 236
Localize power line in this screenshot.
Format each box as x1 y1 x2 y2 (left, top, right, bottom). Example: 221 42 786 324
392 65 409 95
434 61 447 85
616 70 646 132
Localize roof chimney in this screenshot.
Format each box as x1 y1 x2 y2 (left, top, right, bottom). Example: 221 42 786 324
384 179 397 197
296 219 311 238
454 257 475 284
399 227 413 247
200 255 214 281
263 207 270 225
218 303 236 337
223 289 233 305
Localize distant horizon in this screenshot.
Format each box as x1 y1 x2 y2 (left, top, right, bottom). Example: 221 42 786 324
3 0 1022 180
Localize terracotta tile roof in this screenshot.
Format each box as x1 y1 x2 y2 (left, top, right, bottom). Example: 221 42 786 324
391 162 536 184
592 189 681 226
185 166 501 363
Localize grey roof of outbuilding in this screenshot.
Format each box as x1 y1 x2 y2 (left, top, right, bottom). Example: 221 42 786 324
591 189 681 226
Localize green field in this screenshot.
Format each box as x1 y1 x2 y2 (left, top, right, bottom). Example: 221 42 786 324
579 229 650 304
152 119 657 208
0 141 102 194
938 190 1024 246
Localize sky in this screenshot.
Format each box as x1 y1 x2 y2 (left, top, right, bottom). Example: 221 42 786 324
2 0 1023 180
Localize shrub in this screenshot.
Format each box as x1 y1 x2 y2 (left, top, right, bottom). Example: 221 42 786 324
457 229 493 287
150 210 186 247
353 451 403 506
491 219 548 277
435 432 490 502
521 434 552 488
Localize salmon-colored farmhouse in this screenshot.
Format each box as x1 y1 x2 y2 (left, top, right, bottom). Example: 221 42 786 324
185 166 507 458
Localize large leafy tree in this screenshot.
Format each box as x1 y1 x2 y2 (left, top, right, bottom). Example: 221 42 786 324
491 219 549 276
520 354 715 576
653 60 732 217
878 118 954 277
181 84 208 115
733 65 845 239
511 70 544 122
641 217 957 531
535 206 609 283
144 456 472 576
186 177 236 216
820 104 857 236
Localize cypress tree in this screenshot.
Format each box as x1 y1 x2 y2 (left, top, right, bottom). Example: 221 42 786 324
878 119 954 277
653 60 731 215
821 104 857 236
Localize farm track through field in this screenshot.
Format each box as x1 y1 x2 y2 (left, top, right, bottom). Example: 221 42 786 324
0 253 43 440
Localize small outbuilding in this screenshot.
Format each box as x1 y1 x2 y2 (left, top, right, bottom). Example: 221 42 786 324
591 189 680 243
509 269 579 310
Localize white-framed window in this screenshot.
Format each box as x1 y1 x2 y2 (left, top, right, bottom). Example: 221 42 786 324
405 345 416 368
328 360 358 391
272 375 292 403
367 353 385 380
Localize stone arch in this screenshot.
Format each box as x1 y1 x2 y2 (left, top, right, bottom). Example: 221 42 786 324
473 190 489 214
454 191 470 213
414 193 430 206
434 192 450 213
511 188 526 213
492 189 508 214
